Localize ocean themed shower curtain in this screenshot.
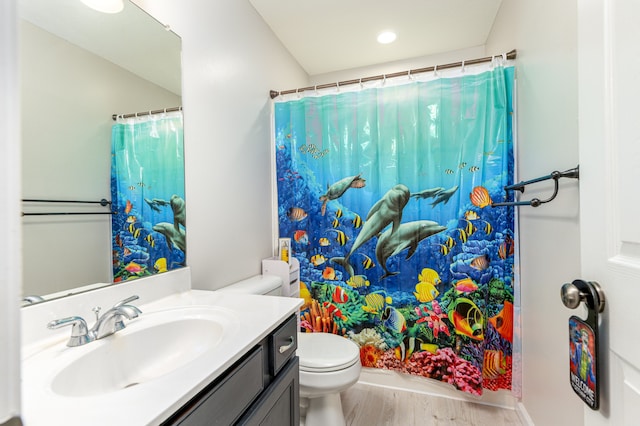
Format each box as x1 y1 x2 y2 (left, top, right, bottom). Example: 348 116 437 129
110 111 186 281
274 63 516 395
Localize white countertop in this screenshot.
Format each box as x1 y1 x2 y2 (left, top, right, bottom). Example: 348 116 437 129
21 289 301 426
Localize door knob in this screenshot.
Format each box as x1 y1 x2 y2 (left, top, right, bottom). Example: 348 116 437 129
560 280 605 313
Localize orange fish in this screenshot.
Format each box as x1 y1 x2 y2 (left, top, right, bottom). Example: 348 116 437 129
454 277 478 293
470 254 490 271
470 186 493 208
332 286 349 304
115 234 122 247
322 301 347 321
293 230 309 244
287 207 308 221
125 200 133 214
124 261 144 274
498 235 514 259
483 350 507 379
489 301 514 342
449 298 484 341
322 266 336 280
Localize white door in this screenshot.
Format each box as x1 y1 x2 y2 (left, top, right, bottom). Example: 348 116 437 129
578 0 640 424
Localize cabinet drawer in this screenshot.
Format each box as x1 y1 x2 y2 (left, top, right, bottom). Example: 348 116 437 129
270 315 297 376
166 346 264 426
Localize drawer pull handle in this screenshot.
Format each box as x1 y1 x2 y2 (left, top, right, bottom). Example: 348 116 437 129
279 336 295 353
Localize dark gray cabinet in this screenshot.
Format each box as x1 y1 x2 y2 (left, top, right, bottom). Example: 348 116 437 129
162 315 299 426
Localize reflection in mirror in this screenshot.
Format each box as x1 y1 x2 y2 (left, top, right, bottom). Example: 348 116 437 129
19 0 182 304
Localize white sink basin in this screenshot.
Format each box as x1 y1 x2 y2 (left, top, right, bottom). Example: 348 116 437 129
21 289 302 426
38 307 234 397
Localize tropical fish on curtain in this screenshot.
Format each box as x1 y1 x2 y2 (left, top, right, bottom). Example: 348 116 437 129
111 112 186 281
275 65 516 395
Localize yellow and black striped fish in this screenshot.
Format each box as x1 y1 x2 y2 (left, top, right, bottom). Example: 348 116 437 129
361 254 375 269
463 219 476 237
458 228 468 243
332 229 348 246
335 209 343 218
352 214 362 229
482 220 493 235
438 244 450 255
332 218 340 228
445 236 456 249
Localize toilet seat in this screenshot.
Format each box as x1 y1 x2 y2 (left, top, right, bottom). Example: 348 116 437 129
297 332 360 372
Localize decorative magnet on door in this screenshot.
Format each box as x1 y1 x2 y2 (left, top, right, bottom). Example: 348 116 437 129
560 279 605 410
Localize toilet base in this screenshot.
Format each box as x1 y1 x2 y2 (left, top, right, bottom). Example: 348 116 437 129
301 393 346 426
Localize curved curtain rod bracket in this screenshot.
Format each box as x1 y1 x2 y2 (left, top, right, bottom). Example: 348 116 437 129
492 165 579 208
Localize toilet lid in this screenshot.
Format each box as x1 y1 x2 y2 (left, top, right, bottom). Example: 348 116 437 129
297 332 360 372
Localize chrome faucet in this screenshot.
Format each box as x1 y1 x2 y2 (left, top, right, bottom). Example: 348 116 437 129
47 295 142 347
22 295 45 304
91 303 142 339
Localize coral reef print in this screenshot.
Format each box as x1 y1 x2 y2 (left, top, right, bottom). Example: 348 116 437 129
275 66 516 395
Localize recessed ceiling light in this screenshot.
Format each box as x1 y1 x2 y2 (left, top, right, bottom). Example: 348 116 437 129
377 31 397 44
80 0 124 14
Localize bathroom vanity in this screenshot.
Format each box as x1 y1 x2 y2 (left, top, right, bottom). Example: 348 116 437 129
163 314 299 425
20 269 302 426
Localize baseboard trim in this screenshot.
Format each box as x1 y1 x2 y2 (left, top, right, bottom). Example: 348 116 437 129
515 401 535 426
357 367 520 410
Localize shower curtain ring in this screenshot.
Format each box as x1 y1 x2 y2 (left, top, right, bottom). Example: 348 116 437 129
461 60 465 73
434 64 438 77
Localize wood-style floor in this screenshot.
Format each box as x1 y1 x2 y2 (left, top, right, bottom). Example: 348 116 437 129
341 383 524 426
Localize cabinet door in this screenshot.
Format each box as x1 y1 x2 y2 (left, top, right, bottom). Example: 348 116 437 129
163 347 264 426
237 357 299 426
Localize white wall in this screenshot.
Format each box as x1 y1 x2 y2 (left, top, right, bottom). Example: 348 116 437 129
132 0 309 290
486 0 583 425
20 21 181 298
0 0 21 422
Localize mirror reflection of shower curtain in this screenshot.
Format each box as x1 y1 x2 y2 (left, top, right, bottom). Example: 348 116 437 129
274 63 516 396
110 111 186 281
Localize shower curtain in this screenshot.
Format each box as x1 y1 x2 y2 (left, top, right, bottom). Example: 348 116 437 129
110 111 186 282
274 63 516 395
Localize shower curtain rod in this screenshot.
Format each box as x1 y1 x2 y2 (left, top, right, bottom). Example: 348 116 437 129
269 49 517 99
112 106 182 121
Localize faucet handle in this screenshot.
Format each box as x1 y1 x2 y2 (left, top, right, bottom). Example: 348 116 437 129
47 316 93 347
112 295 139 308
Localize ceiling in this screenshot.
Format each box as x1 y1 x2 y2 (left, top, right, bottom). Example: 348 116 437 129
249 0 503 76
19 0 182 95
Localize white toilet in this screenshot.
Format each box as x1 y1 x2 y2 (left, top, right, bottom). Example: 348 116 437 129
218 275 362 426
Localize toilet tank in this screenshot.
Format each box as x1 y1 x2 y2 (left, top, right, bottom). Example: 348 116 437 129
217 275 284 296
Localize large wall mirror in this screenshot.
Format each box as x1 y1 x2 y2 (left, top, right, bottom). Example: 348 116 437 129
20 0 182 304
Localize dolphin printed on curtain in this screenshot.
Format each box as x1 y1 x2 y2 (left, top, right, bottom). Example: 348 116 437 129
274 65 516 395
110 112 186 282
